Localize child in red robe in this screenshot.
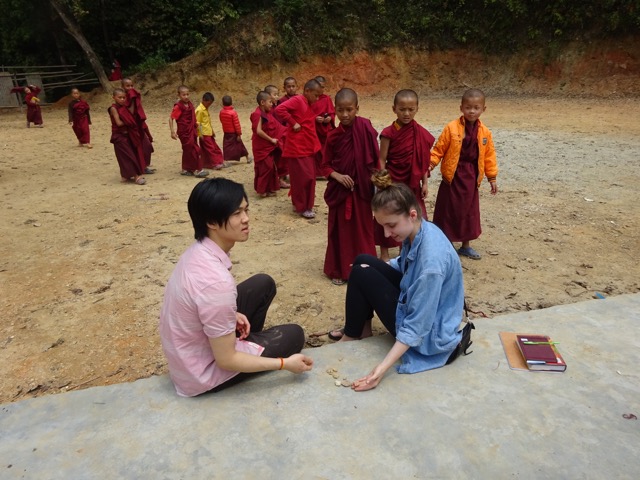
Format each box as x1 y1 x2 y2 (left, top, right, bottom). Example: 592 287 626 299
376 89 435 261
219 95 250 163
320 88 379 284
277 77 298 106
108 88 146 185
11 85 44 127
169 85 208 178
122 78 155 174
68 88 92 148
431 88 498 260
195 92 225 170
310 75 336 178
250 91 287 197
266 84 290 188
274 79 322 219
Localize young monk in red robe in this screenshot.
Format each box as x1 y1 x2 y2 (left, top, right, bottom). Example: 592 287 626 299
169 86 208 177
320 88 379 285
108 88 146 185
274 79 322 219
250 91 287 197
375 89 435 261
68 88 91 148
122 78 155 174
277 77 298 106
266 84 290 188
431 88 498 260
310 75 336 177
11 85 44 127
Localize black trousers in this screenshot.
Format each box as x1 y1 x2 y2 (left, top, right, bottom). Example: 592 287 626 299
344 254 403 338
212 273 305 392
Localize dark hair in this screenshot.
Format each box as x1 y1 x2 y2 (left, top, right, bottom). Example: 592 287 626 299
393 89 419 106
462 88 485 103
202 92 214 102
314 75 326 83
112 87 125 95
70 87 79 93
304 79 320 91
177 85 189 93
283 77 296 85
187 178 248 241
335 87 358 105
256 91 271 104
371 170 422 216
264 85 278 94
222 95 232 106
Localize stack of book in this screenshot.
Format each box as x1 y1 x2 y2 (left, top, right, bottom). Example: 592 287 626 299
515 335 567 372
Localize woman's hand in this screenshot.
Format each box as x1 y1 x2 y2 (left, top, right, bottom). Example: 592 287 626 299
235 312 250 339
331 172 354 190
284 354 314 373
352 364 386 391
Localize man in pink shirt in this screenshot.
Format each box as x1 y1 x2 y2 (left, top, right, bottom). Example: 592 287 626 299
159 178 313 397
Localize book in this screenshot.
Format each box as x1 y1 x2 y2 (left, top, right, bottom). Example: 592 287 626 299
515 334 567 372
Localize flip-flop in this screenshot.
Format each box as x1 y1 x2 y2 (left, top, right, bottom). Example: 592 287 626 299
180 170 194 176
301 210 316 219
458 247 481 260
331 278 345 286
144 167 156 174
328 328 344 341
134 177 146 185
195 170 209 178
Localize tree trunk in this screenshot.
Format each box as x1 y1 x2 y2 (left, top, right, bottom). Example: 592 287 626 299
49 0 111 93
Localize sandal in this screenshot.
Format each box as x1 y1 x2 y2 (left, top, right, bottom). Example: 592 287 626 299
331 278 345 286
144 167 156 174
279 180 291 189
180 170 194 176
458 246 481 260
328 328 344 341
195 170 209 178
134 177 146 185
301 210 316 219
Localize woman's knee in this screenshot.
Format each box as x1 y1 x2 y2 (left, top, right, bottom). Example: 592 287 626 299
352 253 377 267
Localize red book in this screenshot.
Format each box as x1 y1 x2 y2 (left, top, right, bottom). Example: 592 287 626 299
516 335 567 372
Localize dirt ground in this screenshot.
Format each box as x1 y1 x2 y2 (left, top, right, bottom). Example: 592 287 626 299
1 91 639 404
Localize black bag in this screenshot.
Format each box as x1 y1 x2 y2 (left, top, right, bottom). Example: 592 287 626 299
446 301 475 365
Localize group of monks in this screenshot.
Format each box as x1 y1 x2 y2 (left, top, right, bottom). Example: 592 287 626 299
11 75 497 286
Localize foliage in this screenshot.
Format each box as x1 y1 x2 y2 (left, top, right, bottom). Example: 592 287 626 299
0 0 638 74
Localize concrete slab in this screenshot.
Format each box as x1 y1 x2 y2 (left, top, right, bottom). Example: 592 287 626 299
1 294 639 479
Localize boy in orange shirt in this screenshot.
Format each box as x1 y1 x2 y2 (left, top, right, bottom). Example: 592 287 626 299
431 88 498 260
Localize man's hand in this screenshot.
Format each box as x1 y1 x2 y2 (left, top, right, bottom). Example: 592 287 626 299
283 354 314 373
235 312 250 339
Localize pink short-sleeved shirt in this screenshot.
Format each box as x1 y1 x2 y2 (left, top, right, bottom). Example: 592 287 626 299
159 237 264 397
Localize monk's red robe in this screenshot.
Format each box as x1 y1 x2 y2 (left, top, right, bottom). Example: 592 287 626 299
321 117 380 280
250 107 286 194
68 99 91 144
274 95 321 212
126 88 154 166
374 120 435 247
109 104 144 178
199 136 223 169
25 86 43 125
171 101 202 172
310 93 336 176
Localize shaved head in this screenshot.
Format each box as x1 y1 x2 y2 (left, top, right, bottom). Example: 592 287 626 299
462 88 485 103
256 91 271 104
335 87 358 106
304 79 321 91
393 89 419 106
264 85 278 94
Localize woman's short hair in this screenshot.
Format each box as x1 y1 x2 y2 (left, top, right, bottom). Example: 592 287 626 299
187 178 248 241
371 170 423 216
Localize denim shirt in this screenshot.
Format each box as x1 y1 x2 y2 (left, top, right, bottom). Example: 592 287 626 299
389 220 465 373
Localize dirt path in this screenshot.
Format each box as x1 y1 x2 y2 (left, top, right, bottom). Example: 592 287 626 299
1 95 638 403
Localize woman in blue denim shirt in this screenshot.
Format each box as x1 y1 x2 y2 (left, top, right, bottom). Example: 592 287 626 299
331 170 466 391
